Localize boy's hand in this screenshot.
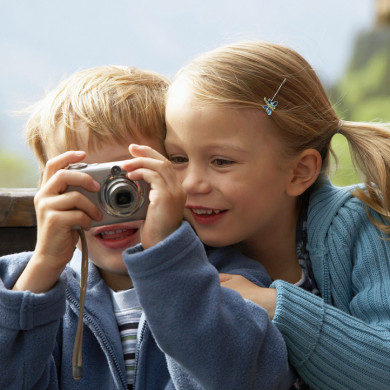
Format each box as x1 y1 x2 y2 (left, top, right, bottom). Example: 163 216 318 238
122 144 186 249
13 151 102 293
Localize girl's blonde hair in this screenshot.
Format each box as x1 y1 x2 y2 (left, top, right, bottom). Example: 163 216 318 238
25 66 169 177
169 41 390 233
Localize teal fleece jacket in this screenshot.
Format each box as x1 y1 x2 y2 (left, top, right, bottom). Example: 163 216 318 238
271 180 390 389
0 222 294 390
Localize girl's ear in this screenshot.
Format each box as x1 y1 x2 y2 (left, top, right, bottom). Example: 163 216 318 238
286 149 322 197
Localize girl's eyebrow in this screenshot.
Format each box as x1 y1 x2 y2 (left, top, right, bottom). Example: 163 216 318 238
165 136 248 154
164 140 183 150
202 143 247 154
165 142 246 154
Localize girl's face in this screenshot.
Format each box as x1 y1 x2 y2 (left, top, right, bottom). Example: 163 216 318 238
165 84 298 250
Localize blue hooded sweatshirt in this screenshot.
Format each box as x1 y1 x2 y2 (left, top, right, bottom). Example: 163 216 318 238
0 222 294 390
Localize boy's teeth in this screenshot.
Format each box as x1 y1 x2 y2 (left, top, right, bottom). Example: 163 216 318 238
99 229 130 239
192 208 221 215
102 229 125 235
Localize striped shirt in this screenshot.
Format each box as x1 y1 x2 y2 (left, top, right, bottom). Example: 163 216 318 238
110 288 143 390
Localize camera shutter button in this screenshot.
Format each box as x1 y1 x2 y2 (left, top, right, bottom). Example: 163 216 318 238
68 162 88 170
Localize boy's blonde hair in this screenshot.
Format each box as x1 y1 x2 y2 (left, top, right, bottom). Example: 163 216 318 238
25 66 169 177
168 40 390 233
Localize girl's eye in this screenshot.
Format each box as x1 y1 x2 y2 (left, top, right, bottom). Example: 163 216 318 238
212 158 234 167
169 155 188 164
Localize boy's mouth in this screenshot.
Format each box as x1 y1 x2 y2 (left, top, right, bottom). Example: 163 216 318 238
93 224 141 250
97 228 137 240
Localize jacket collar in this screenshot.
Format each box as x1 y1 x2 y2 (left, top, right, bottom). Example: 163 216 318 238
307 179 359 302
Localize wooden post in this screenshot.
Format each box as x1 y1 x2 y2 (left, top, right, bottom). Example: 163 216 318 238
0 188 37 256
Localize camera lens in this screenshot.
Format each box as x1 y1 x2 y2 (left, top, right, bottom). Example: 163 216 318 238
115 190 132 207
108 181 136 213
100 177 143 217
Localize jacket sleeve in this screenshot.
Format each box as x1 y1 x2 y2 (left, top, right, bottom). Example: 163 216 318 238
123 222 295 390
271 196 390 390
0 252 66 390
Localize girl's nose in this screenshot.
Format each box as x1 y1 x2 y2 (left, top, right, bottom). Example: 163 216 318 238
181 166 211 195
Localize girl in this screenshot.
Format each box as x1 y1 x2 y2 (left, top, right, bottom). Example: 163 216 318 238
163 41 390 389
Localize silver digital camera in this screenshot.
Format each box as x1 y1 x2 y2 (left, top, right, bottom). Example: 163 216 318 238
66 161 150 227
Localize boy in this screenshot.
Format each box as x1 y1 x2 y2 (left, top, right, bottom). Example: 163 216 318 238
0 66 293 389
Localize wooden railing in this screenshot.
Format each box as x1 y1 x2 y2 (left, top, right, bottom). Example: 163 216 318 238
0 188 37 256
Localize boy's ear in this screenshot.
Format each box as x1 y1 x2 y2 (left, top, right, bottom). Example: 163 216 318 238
286 149 321 197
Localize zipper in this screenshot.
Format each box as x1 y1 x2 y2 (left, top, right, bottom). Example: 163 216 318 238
133 314 147 390
66 290 128 389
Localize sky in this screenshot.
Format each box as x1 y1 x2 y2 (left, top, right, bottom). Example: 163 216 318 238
0 0 375 162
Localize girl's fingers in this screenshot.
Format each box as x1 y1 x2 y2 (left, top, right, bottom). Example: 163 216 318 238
219 273 234 283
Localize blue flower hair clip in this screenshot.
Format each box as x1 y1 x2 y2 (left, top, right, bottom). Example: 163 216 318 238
262 78 287 116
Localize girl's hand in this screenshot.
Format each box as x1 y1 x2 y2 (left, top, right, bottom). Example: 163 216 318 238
122 144 186 249
219 273 277 320
13 151 102 293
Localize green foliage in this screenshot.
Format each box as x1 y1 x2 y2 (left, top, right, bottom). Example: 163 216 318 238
328 27 390 187
333 51 390 122
329 135 360 186
352 96 390 122
0 151 39 188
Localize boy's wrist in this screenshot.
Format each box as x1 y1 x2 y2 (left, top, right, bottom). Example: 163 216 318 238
12 252 65 293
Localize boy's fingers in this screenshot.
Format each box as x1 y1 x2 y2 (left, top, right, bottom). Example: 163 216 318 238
127 168 182 203
41 169 100 197
41 192 102 221
128 144 167 160
127 166 186 204
123 158 178 188
42 151 86 185
40 209 94 232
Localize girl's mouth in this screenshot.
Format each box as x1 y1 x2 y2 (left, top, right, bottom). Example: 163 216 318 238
191 208 224 215
187 207 227 225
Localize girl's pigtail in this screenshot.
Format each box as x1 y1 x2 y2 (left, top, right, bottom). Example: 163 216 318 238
341 120 390 234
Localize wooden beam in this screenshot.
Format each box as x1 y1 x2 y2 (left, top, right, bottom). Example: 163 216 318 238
0 188 37 256
0 188 37 227
0 227 37 256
